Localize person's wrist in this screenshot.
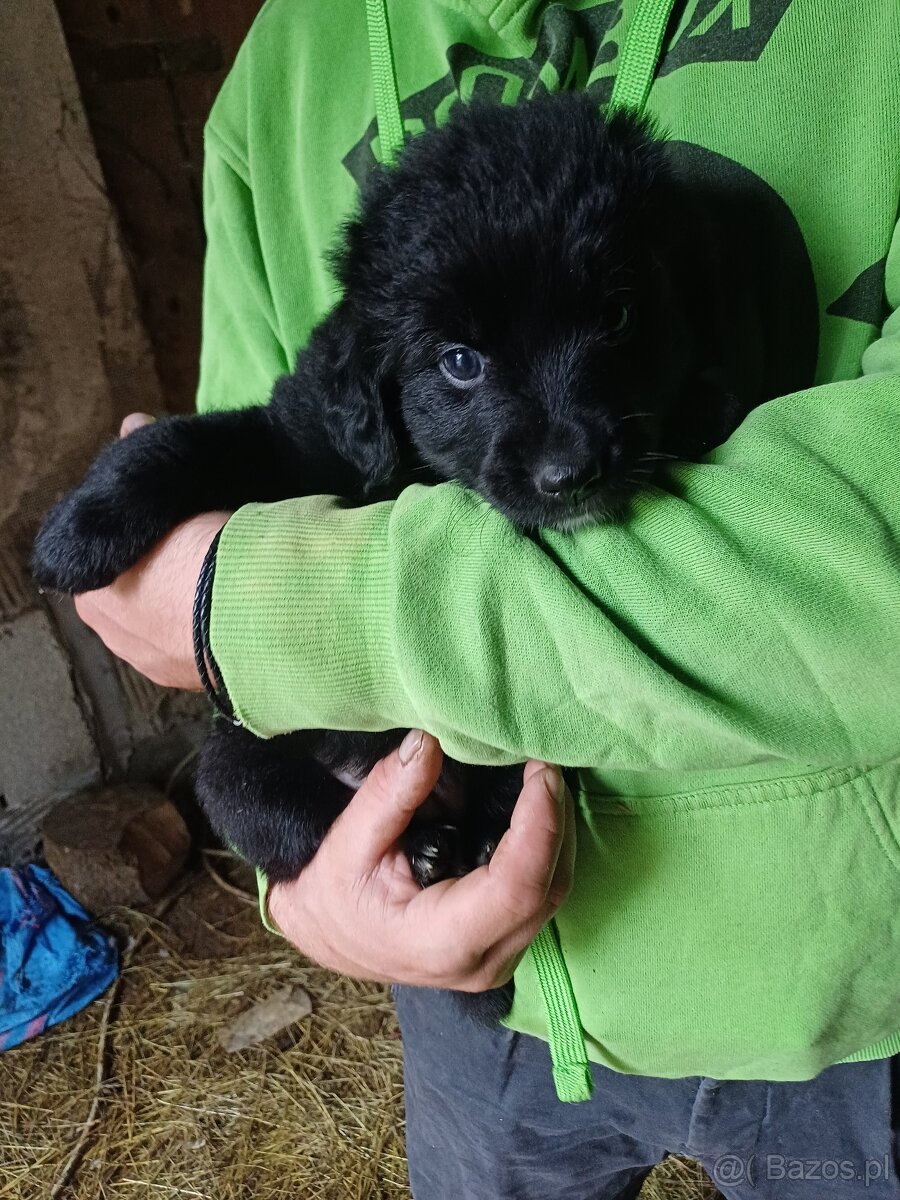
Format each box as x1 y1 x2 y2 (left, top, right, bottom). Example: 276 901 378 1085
81 509 232 691
191 521 238 721
163 511 231 690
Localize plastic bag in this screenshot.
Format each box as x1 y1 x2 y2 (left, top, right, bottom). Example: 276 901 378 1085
0 865 119 1050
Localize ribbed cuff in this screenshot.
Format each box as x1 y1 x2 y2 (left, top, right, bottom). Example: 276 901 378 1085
208 496 409 738
256 867 283 937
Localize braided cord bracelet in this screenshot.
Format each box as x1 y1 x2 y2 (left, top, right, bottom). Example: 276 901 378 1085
192 527 240 724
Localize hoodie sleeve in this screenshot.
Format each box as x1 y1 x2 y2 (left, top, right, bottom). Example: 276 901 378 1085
207 216 900 773
195 128 291 416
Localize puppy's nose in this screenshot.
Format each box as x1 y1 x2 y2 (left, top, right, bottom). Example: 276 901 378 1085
534 461 602 501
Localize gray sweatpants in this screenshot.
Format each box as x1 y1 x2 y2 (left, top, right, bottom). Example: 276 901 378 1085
396 987 899 1199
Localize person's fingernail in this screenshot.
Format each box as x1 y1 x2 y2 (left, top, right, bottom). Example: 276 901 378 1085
546 766 566 805
399 728 425 766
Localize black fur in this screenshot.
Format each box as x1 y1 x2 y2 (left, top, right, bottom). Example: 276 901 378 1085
33 95 800 1019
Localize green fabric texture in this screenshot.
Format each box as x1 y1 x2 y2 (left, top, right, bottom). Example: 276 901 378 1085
199 0 900 1080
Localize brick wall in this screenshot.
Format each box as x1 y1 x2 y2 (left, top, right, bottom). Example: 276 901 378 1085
56 0 265 414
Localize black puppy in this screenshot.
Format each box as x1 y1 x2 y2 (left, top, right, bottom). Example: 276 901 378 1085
34 95 774 935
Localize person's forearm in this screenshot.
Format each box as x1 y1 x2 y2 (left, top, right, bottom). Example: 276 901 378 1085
208 373 900 773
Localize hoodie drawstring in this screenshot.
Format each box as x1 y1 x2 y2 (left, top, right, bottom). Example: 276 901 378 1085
609 0 678 116
365 0 406 163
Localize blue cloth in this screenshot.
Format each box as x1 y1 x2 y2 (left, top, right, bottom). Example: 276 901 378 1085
0 865 119 1050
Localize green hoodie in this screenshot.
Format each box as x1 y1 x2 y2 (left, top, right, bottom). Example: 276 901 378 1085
198 0 900 1090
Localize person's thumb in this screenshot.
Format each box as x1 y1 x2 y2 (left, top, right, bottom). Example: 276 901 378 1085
120 412 155 437
329 730 444 872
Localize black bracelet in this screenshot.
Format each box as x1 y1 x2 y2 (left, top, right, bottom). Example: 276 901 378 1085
192 527 240 724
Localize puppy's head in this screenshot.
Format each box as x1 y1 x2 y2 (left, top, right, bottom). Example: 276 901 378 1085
336 95 694 529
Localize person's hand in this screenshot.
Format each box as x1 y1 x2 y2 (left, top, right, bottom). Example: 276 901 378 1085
71 412 230 689
268 731 576 991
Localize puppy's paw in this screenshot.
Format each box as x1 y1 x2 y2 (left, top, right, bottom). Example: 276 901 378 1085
32 486 144 593
405 823 464 887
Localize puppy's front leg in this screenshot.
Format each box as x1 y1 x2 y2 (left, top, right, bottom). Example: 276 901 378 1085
32 406 321 593
196 722 357 882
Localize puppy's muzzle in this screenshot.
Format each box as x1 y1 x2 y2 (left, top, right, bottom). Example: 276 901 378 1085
533 459 603 504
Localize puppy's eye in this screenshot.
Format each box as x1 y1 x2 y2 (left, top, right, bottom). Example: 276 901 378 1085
602 302 633 337
439 346 485 386
613 304 631 333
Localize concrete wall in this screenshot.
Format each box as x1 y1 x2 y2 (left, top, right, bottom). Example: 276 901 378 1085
0 0 205 862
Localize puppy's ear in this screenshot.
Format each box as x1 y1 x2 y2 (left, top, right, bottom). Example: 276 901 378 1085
301 299 401 492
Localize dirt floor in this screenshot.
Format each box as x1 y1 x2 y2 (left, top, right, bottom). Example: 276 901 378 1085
0 859 721 1199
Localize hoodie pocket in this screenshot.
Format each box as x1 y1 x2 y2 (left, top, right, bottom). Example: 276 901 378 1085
506 761 900 1080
